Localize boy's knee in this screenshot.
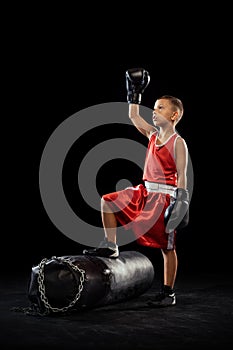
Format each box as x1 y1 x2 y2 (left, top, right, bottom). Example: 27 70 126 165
101 197 112 213
162 248 176 255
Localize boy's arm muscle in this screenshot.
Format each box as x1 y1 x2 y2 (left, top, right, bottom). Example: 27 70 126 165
175 137 188 189
164 137 189 233
129 104 156 138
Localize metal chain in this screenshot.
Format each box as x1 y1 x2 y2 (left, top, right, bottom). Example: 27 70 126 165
37 256 85 313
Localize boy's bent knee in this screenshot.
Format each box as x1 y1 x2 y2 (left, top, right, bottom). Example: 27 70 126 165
101 197 113 214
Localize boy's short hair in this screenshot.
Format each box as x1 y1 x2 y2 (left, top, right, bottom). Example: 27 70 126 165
158 95 184 120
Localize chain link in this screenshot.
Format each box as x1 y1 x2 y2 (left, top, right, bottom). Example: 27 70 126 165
37 256 85 313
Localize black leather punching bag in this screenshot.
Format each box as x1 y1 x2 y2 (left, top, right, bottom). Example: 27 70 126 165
28 251 154 315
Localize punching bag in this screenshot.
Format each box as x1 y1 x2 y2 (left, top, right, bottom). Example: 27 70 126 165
28 251 154 315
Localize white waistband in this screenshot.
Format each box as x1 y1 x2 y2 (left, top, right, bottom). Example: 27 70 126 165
144 181 176 196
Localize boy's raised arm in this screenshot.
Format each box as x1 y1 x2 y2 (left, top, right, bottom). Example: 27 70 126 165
126 68 156 138
129 104 156 138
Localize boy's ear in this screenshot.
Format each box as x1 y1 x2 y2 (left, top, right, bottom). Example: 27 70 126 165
171 111 179 121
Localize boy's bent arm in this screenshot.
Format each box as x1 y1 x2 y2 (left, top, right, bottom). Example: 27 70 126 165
129 104 156 138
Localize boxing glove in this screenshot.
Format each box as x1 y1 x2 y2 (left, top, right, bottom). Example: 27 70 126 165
164 188 189 233
126 68 150 104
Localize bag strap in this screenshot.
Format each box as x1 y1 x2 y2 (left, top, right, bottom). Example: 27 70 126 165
37 256 85 314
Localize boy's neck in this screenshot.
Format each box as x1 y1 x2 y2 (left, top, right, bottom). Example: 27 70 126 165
157 127 176 143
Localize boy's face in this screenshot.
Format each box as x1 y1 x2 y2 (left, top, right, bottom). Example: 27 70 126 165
153 99 178 126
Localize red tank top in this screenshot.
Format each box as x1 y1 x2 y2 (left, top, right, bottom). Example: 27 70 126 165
143 131 179 186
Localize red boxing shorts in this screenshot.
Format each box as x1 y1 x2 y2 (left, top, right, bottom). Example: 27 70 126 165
102 183 177 250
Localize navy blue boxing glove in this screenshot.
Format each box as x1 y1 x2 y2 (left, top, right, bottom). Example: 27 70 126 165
126 68 150 104
164 188 189 233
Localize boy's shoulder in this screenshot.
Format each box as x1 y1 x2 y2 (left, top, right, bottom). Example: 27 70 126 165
148 127 159 140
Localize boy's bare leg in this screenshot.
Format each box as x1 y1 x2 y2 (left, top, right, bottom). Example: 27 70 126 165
161 249 178 288
147 249 177 307
101 198 117 244
83 199 119 258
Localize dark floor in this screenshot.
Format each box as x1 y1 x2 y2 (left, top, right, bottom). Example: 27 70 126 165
1 254 233 350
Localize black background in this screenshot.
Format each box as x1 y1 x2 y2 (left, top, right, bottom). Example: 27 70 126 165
7 61 227 277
